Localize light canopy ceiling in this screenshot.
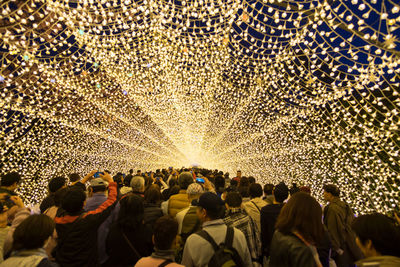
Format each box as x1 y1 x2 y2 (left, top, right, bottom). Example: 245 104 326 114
0 0 399 213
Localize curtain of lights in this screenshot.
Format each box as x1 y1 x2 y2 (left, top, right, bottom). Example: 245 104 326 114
0 0 399 213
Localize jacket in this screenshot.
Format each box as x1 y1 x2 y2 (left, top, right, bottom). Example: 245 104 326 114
84 193 107 212
143 203 163 228
0 248 59 267
54 181 118 267
40 194 55 214
181 219 252 267
104 223 153 266
168 190 190 218
3 208 31 256
269 230 317 267
260 203 284 257
355 256 400 267
242 197 267 232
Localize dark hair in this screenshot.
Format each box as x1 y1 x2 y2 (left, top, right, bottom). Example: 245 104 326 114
264 183 274 195
1 172 21 187
168 178 177 187
54 187 68 207
248 176 256 184
238 186 249 198
249 183 263 198
215 175 225 193
352 213 400 257
202 206 223 220
300 186 311 194
289 185 300 196
118 194 144 229
69 173 80 183
129 169 133 174
168 185 180 198
239 177 249 187
48 177 66 193
144 185 162 204
153 216 178 250
230 179 238 187
61 189 86 213
12 214 54 251
323 184 340 197
225 191 242 207
124 175 133 187
91 185 107 193
275 192 324 244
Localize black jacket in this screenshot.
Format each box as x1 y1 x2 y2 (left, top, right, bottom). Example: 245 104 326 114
54 182 118 267
143 203 163 228
260 203 284 257
40 194 55 213
269 230 316 267
104 223 153 266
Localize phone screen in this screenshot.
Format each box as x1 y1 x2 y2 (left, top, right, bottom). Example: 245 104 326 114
93 172 104 178
196 178 205 184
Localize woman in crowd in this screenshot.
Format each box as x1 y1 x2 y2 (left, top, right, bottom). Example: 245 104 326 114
269 192 325 267
143 185 164 228
104 194 153 266
0 214 57 267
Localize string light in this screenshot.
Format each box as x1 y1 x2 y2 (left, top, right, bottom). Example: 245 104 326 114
0 0 399 214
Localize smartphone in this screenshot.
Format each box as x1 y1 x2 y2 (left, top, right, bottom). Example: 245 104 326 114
93 172 104 178
196 178 205 184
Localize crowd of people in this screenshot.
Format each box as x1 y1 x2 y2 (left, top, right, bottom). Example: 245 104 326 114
0 168 399 267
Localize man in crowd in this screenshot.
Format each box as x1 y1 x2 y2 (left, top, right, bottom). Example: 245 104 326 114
0 172 21 208
260 182 289 260
181 192 252 267
323 184 362 267
40 176 66 213
135 216 184 267
243 183 267 232
232 170 242 183
263 183 274 204
130 176 145 197
168 172 193 217
55 171 117 266
224 191 262 265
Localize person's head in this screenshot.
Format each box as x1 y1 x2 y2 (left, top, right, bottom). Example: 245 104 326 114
194 192 224 222
273 182 289 203
225 191 242 208
53 187 68 207
178 172 193 190
1 172 21 190
249 183 263 199
299 186 311 194
69 173 80 183
168 185 181 199
48 176 66 193
275 192 324 244
239 176 249 187
136 170 141 175
153 216 179 250
230 179 238 187
130 176 145 192
168 178 177 187
187 183 204 201
323 184 340 202
352 213 400 258
129 169 133 174
214 175 225 192
264 183 274 196
248 176 256 184
118 194 144 229
88 178 108 195
144 185 163 204
236 170 241 178
12 214 55 251
61 188 86 214
289 183 300 196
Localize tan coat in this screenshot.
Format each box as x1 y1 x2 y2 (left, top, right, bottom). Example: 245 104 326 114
242 197 267 232
168 190 190 218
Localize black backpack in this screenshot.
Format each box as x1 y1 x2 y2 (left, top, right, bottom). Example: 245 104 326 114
196 227 244 267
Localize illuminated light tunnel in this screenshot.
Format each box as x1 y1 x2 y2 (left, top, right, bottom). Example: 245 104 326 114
0 0 399 214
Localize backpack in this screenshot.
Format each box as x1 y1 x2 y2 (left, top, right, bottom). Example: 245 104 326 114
196 227 244 267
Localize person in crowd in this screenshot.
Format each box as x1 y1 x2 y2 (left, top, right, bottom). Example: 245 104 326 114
0 172 21 208
181 192 252 267
68 173 86 191
269 192 325 267
0 214 58 267
300 186 311 194
289 183 300 196
323 184 363 267
161 185 180 215
263 183 274 204
260 182 289 260
162 178 177 200
168 172 193 217
40 177 66 214
237 177 250 202
54 171 117 266
0 196 9 263
105 194 153 266
214 175 225 198
248 176 256 185
143 185 164 228
352 213 400 267
130 176 146 197
223 191 262 265
243 183 267 232
176 183 204 236
135 216 184 267
233 170 242 183
84 178 108 212
124 169 134 186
